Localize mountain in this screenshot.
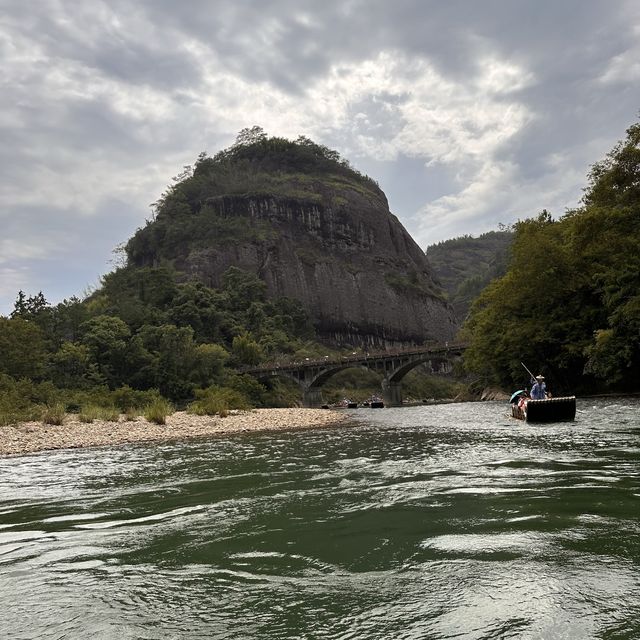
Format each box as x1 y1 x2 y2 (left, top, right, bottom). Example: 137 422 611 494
426 230 514 322
125 129 456 347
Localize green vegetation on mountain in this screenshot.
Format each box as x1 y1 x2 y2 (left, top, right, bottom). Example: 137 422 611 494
463 120 640 393
0 262 319 419
126 126 384 267
426 230 514 322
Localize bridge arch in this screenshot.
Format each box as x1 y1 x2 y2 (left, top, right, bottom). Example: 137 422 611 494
387 355 453 384
306 364 377 389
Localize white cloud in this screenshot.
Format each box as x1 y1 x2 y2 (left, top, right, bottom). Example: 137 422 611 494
598 29 640 84
0 267 30 303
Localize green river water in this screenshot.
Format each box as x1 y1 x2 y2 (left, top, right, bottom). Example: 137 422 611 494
1 399 639 639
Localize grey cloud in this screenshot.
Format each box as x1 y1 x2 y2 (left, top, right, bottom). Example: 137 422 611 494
0 199 144 315
1 0 639 312
4 1 202 90
128 0 637 89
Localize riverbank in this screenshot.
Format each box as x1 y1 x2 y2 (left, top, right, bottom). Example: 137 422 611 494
0 408 352 457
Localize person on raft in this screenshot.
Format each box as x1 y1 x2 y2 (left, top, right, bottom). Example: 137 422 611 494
530 375 551 400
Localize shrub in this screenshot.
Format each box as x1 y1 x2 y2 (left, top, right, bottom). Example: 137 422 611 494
0 411 28 427
144 398 173 425
42 403 66 425
188 386 251 417
0 375 61 417
124 407 139 421
111 386 161 411
97 406 120 422
0 404 43 427
64 386 112 413
78 405 100 423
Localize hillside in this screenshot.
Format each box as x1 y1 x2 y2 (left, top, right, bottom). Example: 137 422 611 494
426 230 514 322
126 128 456 347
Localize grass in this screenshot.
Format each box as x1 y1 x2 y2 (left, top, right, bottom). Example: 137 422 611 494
124 407 139 421
98 406 120 422
42 403 66 426
144 398 174 425
78 405 100 423
78 405 120 423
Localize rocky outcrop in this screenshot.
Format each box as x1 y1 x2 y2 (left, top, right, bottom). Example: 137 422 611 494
127 142 456 348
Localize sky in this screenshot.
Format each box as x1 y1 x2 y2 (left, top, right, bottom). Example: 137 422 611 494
1 1 639 315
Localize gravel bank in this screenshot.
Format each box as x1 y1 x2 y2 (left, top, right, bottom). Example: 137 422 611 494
0 408 352 457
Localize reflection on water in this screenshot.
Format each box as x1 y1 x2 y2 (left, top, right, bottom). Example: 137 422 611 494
1 399 640 639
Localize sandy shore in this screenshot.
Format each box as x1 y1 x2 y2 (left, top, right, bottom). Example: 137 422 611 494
0 408 352 457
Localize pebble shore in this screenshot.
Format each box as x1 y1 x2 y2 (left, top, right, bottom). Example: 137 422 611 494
0 408 352 457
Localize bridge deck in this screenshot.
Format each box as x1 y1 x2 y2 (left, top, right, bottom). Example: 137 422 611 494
242 342 467 375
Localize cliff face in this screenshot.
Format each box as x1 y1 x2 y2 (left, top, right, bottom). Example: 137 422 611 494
127 138 456 347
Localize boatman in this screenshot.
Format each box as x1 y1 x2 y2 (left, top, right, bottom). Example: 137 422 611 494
530 375 549 400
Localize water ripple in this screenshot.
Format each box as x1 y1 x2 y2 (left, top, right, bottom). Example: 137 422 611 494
1 398 640 638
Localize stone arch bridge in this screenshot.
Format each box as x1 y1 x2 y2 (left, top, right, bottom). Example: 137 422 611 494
241 343 467 407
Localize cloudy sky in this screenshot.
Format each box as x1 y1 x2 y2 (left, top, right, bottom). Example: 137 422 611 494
1 1 639 314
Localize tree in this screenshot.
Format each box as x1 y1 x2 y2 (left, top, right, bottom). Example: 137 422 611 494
11 290 49 319
222 267 267 306
0 317 48 379
584 123 640 209
231 333 263 366
234 126 268 147
136 324 199 400
50 342 93 388
192 343 229 387
464 118 640 393
81 315 132 387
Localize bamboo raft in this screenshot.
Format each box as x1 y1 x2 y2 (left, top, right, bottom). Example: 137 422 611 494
511 396 576 423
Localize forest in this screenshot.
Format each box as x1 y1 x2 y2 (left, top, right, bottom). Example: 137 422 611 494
463 120 640 394
426 229 514 322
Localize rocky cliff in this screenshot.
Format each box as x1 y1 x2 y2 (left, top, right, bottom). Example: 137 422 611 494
126 133 456 347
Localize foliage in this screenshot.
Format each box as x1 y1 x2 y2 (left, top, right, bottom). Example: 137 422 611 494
110 385 162 411
224 374 267 405
125 130 383 268
144 398 174 425
50 342 93 389
383 271 443 300
42 403 66 425
322 367 382 404
231 333 263 366
0 317 48 379
98 406 120 422
260 378 303 407
426 230 514 321
78 404 120 422
402 371 466 401
463 120 640 392
78 405 101 423
0 375 57 425
188 386 251 417
81 315 132 386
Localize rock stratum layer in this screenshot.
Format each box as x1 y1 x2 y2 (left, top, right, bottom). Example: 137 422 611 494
127 137 456 347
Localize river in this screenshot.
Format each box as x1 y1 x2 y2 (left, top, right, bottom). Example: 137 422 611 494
1 399 639 639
